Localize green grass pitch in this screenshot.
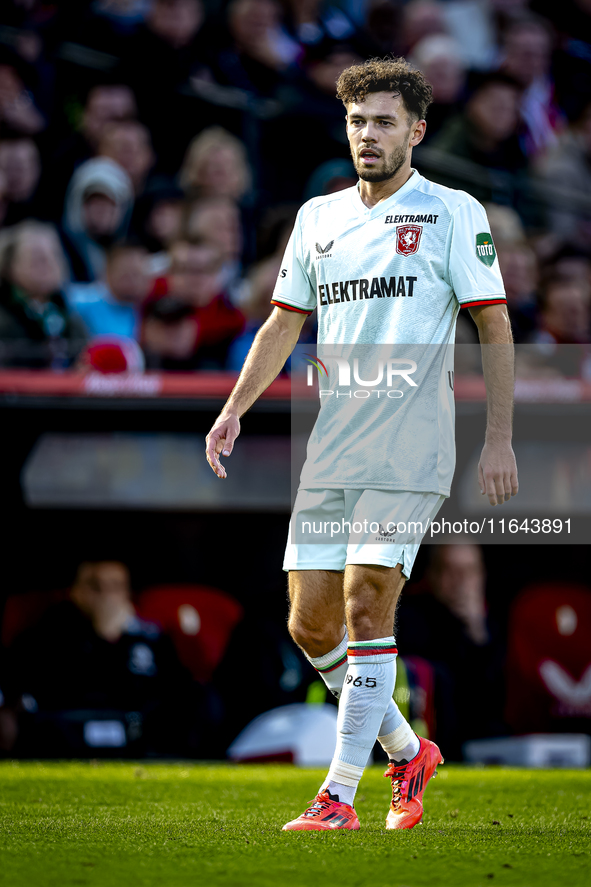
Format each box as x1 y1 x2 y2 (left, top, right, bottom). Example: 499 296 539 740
0 761 589 887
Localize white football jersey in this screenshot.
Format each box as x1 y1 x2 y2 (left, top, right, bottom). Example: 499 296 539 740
271 170 506 495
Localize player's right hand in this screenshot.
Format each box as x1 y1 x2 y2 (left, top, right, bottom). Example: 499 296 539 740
205 412 241 479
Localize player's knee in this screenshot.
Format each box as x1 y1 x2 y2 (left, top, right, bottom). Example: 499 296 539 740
345 598 381 639
288 614 336 657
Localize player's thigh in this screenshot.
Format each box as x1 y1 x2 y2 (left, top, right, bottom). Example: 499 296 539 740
346 490 446 579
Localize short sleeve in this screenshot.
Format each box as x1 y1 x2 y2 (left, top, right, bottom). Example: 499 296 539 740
270 211 316 315
448 198 506 309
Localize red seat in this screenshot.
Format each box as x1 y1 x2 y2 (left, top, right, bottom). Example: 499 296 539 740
505 583 591 733
1 590 69 648
136 585 244 683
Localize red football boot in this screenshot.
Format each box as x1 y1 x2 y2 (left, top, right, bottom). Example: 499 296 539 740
384 736 444 830
282 789 360 831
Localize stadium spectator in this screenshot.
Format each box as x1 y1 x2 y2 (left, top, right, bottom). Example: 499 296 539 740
397 544 505 759
279 0 359 57
179 127 253 203
144 240 244 368
534 100 591 253
67 242 151 339
409 35 467 144
142 296 199 369
124 0 206 169
303 157 356 201
430 73 527 198
485 203 540 342
266 38 363 201
182 196 244 294
498 242 539 343
364 1 403 55
0 136 42 225
400 0 448 57
547 247 591 287
529 276 591 345
97 119 155 197
499 16 564 157
0 561 202 756
43 83 137 221
203 0 291 97
60 157 134 282
132 177 185 274
0 220 87 368
0 52 46 136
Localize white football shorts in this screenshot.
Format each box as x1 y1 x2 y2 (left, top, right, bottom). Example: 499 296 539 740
283 488 445 578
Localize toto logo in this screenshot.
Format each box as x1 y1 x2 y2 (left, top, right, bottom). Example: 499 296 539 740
396 224 422 256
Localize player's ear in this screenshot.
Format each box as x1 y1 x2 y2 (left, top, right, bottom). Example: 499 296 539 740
409 119 426 147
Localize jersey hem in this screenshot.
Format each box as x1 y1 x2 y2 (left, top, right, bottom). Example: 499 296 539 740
270 298 313 315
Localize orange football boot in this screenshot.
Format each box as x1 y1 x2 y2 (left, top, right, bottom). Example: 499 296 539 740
384 736 444 830
282 789 360 831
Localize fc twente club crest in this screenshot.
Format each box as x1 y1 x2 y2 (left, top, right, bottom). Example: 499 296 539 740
395 224 422 256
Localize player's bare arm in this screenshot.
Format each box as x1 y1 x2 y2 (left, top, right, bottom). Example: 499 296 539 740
470 302 519 506
205 306 306 478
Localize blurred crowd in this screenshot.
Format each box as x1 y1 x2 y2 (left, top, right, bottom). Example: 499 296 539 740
0 0 590 372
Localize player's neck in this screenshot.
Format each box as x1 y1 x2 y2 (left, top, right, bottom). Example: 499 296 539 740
358 164 415 209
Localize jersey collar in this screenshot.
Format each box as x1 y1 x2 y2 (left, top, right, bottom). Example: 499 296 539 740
350 169 423 219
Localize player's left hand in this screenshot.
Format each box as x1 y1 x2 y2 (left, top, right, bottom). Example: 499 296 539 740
478 441 518 506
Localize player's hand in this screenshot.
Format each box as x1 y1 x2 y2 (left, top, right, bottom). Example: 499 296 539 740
205 411 241 479
478 441 518 506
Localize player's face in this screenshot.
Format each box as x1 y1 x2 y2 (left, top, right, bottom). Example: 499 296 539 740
346 91 420 183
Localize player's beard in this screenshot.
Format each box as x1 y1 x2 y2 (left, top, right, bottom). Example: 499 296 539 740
353 139 409 183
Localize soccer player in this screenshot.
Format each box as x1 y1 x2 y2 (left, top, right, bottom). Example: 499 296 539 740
205 57 518 831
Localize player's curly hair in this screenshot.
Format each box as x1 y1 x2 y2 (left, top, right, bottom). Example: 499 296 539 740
336 57 433 121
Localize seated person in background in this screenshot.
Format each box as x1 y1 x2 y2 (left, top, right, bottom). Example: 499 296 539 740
142 296 198 370
0 53 46 137
182 196 244 297
144 240 244 369
397 544 505 759
132 177 185 276
60 157 134 282
430 73 527 199
179 127 252 204
528 276 591 346
409 35 466 144
486 203 539 344
41 82 138 223
67 241 151 340
534 100 591 254
201 0 292 98
97 120 156 198
0 136 43 226
1 561 202 756
0 220 87 368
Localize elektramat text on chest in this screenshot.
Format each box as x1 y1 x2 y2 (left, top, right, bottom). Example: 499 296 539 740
318 275 417 306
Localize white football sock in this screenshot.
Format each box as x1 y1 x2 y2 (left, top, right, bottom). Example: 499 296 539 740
306 629 419 762
323 637 398 802
305 629 349 698
379 719 420 762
